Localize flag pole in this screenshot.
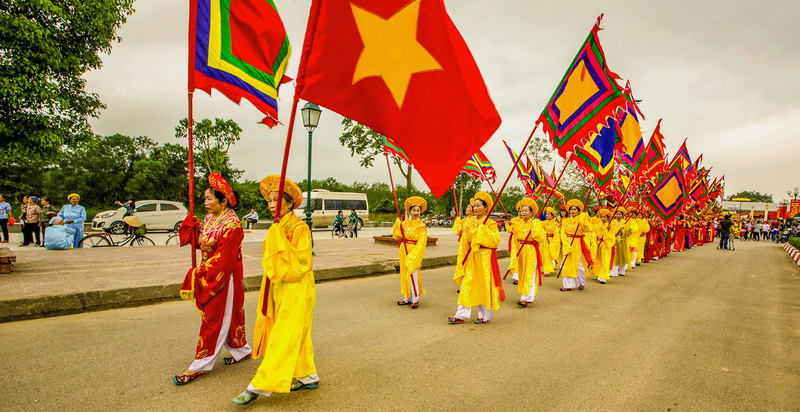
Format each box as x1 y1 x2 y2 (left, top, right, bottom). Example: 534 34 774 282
386 152 409 255
187 0 198 268
273 93 301 222
478 167 511 218
452 185 459 217
187 92 196 268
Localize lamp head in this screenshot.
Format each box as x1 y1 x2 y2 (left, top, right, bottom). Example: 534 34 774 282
301 102 322 131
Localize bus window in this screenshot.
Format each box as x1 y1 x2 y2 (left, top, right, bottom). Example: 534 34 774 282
324 199 343 210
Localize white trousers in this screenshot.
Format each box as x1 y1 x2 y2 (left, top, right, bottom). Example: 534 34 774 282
189 277 252 372
630 250 638 268
455 304 491 321
610 264 627 277
517 261 540 302
247 373 320 397
562 259 586 289
402 270 420 304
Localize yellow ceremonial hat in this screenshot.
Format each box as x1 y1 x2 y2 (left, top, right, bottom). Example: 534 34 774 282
67 193 80 201
468 198 475 206
596 208 613 218
404 196 427 213
473 191 493 210
545 206 556 217
566 199 584 213
260 175 303 210
516 198 538 215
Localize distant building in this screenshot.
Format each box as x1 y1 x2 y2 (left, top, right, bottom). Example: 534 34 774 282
720 201 780 218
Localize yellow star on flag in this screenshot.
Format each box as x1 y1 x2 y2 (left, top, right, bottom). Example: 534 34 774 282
351 0 443 109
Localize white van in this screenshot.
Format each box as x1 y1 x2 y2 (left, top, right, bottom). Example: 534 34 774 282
295 189 369 228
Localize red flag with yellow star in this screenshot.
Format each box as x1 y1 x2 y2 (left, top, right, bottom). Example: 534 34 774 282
295 0 501 197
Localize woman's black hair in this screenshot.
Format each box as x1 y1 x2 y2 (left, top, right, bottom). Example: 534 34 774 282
474 199 488 208
569 205 580 213
208 187 241 210
410 205 421 212
520 205 533 213
42 197 51 203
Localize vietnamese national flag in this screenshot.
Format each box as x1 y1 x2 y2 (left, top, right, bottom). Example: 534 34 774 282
295 0 501 197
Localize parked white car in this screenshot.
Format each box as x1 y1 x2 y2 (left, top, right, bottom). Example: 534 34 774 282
91 200 187 234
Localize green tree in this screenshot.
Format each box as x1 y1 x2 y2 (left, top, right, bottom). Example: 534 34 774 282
339 118 414 198
526 135 554 164
175 118 244 183
125 143 188 201
0 0 135 153
725 191 773 203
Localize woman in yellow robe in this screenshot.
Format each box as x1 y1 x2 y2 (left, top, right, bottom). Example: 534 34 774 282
233 176 317 406
393 197 428 308
626 210 641 270
611 208 634 277
559 199 594 291
542 207 560 275
507 198 546 307
504 215 522 284
449 192 501 324
636 211 650 265
592 209 617 284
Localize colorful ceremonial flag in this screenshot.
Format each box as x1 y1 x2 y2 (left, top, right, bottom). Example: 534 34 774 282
668 138 693 173
641 119 666 180
504 141 539 197
382 136 411 164
460 158 483 181
573 120 615 191
537 162 565 202
646 161 688 224
190 0 292 127
537 14 627 159
295 0 502 197
615 106 645 174
472 150 497 184
622 81 645 120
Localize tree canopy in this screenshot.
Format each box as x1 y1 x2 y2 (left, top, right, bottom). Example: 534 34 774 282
0 0 135 153
726 191 773 203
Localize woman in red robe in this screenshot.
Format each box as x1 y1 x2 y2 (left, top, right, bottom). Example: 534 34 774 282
674 216 686 251
174 173 251 385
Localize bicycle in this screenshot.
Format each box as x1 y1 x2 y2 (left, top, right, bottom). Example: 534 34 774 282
79 216 155 248
166 233 180 245
332 224 353 239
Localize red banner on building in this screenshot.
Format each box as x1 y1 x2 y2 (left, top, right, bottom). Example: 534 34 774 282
789 199 800 218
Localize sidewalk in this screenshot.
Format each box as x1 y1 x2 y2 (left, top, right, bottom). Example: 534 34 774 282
0 227 510 322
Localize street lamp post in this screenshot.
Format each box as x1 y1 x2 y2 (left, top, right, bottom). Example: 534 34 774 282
301 102 322 242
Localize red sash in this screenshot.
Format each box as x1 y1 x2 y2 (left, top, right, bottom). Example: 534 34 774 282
520 240 544 286
566 233 594 267
479 246 505 302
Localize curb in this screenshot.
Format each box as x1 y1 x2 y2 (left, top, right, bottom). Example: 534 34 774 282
0 250 509 323
783 243 800 266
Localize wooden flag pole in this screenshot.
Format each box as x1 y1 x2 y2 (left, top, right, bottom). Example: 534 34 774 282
386 152 409 255
187 91 197 268
273 94 301 223
538 154 573 219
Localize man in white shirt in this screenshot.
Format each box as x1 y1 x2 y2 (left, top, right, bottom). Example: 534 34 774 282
242 209 259 229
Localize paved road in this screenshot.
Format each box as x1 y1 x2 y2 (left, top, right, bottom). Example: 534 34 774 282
1 240 798 411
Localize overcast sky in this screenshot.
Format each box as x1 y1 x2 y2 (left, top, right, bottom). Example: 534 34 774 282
84 0 800 203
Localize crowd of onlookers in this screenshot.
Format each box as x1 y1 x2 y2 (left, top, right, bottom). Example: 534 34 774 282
724 216 800 242
0 194 87 249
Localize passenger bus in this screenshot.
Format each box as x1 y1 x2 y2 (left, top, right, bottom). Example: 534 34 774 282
295 189 369 228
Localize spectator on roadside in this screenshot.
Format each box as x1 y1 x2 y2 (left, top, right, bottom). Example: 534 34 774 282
58 194 87 248
718 215 734 250
242 209 259 229
20 196 41 246
752 220 760 241
333 210 345 236
349 208 359 238
0 195 11 243
44 217 75 250
115 199 136 217
39 197 58 248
